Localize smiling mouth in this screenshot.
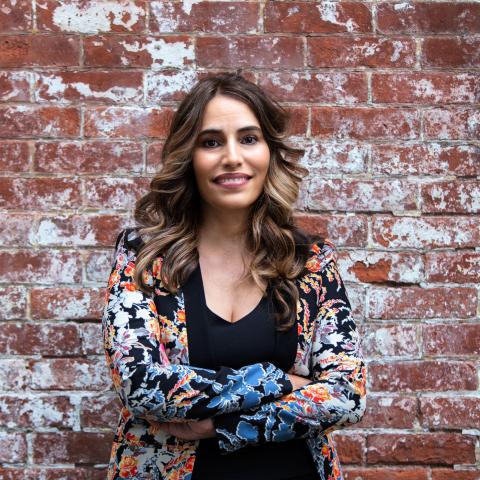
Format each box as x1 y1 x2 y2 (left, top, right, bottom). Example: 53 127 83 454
214 176 251 185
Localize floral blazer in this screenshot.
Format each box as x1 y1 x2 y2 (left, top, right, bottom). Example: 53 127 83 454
102 228 367 480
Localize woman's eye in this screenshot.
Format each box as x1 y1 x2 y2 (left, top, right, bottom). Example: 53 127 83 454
242 135 258 144
203 139 220 148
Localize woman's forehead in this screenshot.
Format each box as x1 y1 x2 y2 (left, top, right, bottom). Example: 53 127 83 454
200 95 259 129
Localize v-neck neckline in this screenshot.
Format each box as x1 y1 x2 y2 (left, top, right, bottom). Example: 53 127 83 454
197 263 269 325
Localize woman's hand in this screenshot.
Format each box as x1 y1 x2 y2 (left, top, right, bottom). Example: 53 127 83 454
158 418 216 440
287 373 312 391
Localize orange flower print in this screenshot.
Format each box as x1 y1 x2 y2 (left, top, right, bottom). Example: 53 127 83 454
120 281 136 292
305 256 322 273
108 271 120 289
303 384 332 403
124 261 135 277
119 456 137 478
177 309 185 324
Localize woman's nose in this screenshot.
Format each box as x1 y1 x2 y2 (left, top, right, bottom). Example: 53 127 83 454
223 139 242 164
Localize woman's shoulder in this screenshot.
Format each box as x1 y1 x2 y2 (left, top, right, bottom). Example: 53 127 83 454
305 237 338 274
114 226 145 254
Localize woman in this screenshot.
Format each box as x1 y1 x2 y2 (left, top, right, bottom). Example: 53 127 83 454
102 71 366 480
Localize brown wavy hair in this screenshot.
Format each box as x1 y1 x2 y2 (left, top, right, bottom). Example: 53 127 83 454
133 71 323 331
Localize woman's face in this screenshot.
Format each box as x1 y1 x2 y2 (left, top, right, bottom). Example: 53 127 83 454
192 94 270 215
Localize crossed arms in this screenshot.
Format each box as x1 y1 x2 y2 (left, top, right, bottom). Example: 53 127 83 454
102 229 366 453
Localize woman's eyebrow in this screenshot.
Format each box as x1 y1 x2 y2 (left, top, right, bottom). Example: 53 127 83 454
198 125 262 136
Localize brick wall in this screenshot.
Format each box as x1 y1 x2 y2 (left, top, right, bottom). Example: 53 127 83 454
0 1 478 478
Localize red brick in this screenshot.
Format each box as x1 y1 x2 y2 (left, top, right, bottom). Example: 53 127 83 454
372 73 478 104
0 141 30 172
342 284 366 321
32 431 113 464
422 181 480 213
196 36 303 68
37 0 146 32
298 139 369 174
0 35 80 67
0 322 81 355
423 323 480 356
368 286 477 319
367 433 476 465
369 360 477 392
0 213 35 246
85 250 114 283
0 106 80 138
0 433 27 463
265 1 372 33
422 37 480 68
424 108 479 140
344 467 428 480
294 213 368 247
309 178 417 212
0 0 32 31
84 34 194 68
31 358 110 391
257 71 367 103
146 70 199 103
80 394 122 428
31 287 104 320
432 469 480 480
83 177 149 209
361 324 419 358
146 140 164 173
0 359 30 390
0 71 30 101
311 107 419 139
0 286 27 320
0 177 81 210
31 214 128 247
425 252 480 283
0 467 106 480
371 143 480 176
150 1 258 33
349 395 417 429
341 251 423 284
372 215 480 249
286 106 308 135
420 397 480 430
84 106 174 139
80 321 104 356
377 2 480 34
331 432 365 464
35 70 143 103
34 141 142 174
308 37 415 68
0 395 75 428
0 250 82 284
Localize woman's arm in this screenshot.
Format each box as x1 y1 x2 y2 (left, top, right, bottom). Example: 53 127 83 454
210 254 367 452
102 229 294 423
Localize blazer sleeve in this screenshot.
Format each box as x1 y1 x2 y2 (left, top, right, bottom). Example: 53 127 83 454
212 245 367 452
102 229 294 423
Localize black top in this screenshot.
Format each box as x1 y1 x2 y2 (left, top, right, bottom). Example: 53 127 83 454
187 264 319 480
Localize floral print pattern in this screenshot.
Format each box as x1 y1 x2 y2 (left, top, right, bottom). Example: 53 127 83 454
102 228 366 480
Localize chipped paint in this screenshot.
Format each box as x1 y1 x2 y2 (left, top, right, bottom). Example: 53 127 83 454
390 41 406 63
316 2 358 32
146 70 197 101
394 2 414 11
49 1 144 33
181 0 202 16
121 38 194 69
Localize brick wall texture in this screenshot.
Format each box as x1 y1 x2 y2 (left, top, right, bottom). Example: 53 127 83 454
0 0 479 478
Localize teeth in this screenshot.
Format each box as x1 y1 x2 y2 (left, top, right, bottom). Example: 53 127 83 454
217 177 248 184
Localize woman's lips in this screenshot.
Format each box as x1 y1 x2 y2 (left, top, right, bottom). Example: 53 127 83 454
213 176 251 188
